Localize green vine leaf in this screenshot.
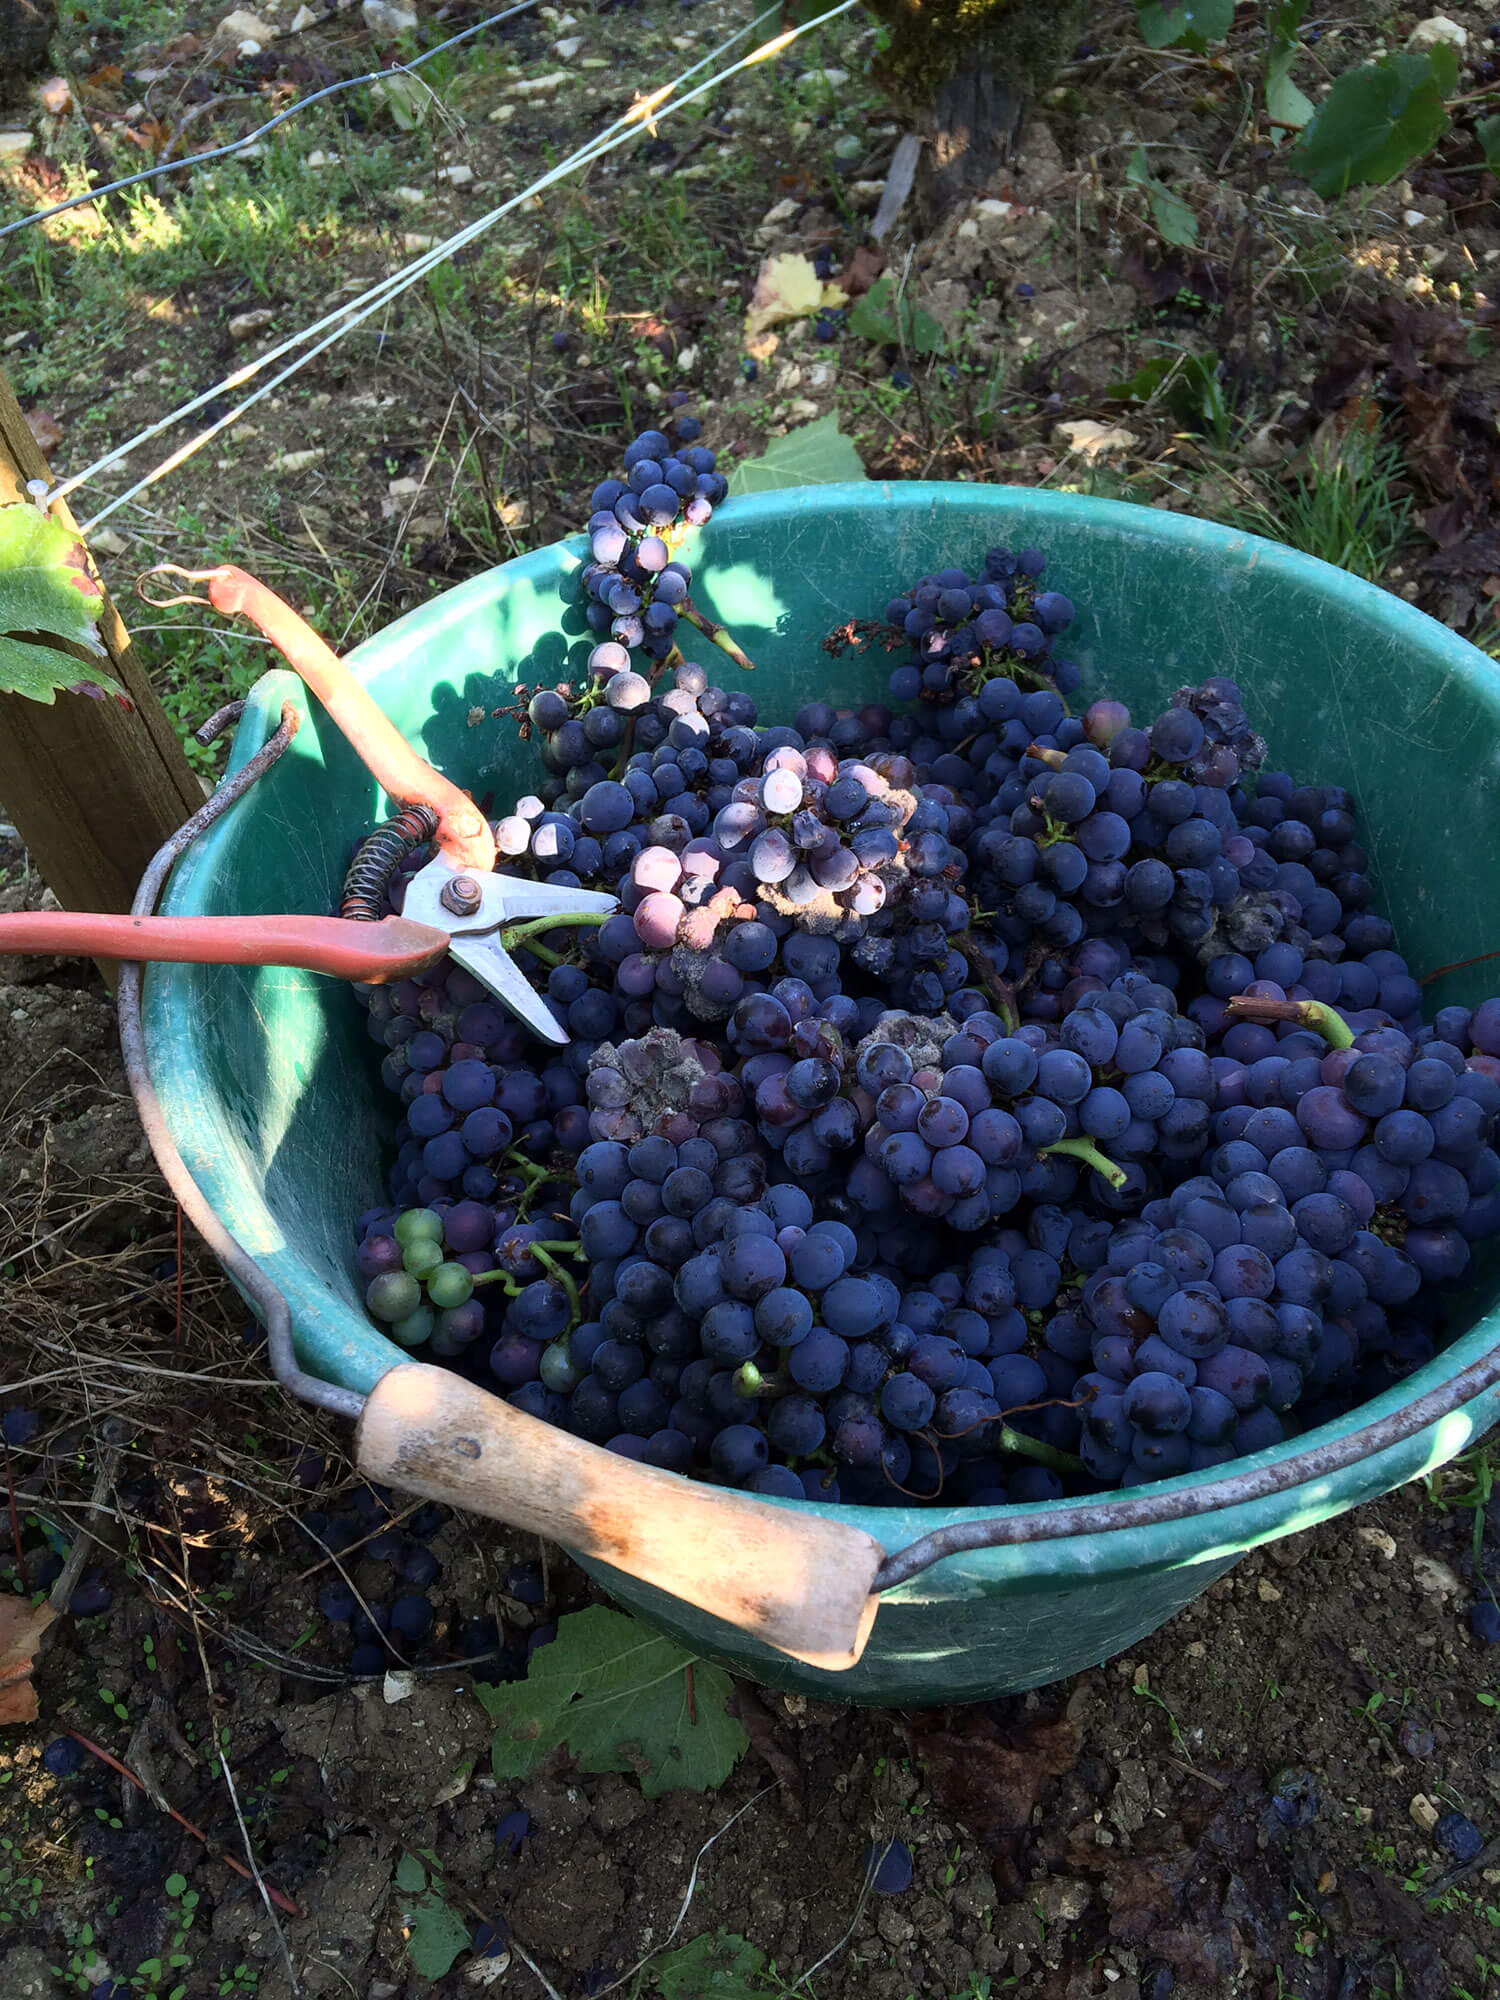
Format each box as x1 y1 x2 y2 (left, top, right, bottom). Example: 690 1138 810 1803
1135 0 1233 54
650 1930 772 2000
476 1605 747 1798
846 273 946 356
0 502 126 706
1125 147 1199 248
725 415 868 498
1288 49 1456 198
1478 114 1500 175
405 1893 468 1978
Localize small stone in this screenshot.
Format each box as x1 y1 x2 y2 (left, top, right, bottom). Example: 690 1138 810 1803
1185 1640 1207 1659
1407 15 1467 52
0 133 34 158
363 0 417 30
1053 418 1137 458
274 448 324 472
37 77 72 116
510 71 569 94
1318 1870 1337 1895
798 66 848 86
290 3 319 26
91 528 129 556
675 344 699 374
553 35 582 57
849 180 885 210
1132 1663 1150 1691
441 163 473 186
1404 209 1430 228
402 232 434 251
760 198 800 227
388 476 423 497
832 134 861 160
957 218 980 239
1358 1527 1397 1560
1412 1555 1462 1597
305 149 336 167
1409 1793 1441 1835
1257 1579 1283 1603
393 185 426 205
215 8 277 46
227 307 275 342
487 104 516 122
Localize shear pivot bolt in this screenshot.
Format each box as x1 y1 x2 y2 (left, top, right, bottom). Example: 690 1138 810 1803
441 874 483 917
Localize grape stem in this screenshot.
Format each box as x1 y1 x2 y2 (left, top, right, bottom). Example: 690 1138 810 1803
1025 742 1066 770
471 1269 523 1296
499 910 612 968
997 1426 1084 1476
531 1245 581 1330
1224 995 1355 1049
609 715 637 780
681 598 756 673
953 932 1019 1034
1040 1136 1129 1190
645 643 685 688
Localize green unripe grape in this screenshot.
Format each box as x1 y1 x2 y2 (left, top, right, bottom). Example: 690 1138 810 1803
366 1271 422 1323
426 1262 475 1310
388 1305 436 1349
394 1207 444 1247
539 1338 581 1394
402 1238 445 1278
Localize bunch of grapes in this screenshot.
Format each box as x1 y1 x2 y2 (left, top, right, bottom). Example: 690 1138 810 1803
883 547 1082 707
343 420 1500 1511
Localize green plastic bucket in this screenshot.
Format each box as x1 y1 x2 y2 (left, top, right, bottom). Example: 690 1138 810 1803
143 483 1500 1706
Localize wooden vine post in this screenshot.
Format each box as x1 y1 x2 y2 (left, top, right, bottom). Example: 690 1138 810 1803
0 364 201 915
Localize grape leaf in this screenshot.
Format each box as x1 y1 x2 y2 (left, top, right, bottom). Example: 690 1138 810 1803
1288 51 1454 198
405 1893 468 1979
1125 148 1199 248
650 1930 770 2000
846 273 945 355
476 1605 747 1798
725 416 866 498
1135 0 1233 53
1266 46 1314 130
0 503 125 705
1478 114 1500 174
394 1853 426 1892
0 1595 58 1725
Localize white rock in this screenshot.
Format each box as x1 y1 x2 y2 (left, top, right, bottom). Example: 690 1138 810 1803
91 528 130 556
441 162 473 186
388 476 424 498
1357 1526 1397 1559
216 8 277 45
0 133 34 158
1409 1793 1441 1834
238 37 263 53
401 232 433 251
1053 418 1137 458
675 343 699 373
1411 1555 1462 1597
760 197 800 227
957 218 979 239
553 35 582 58
1403 209 1429 227
227 306 275 341
2 328 32 347
393 184 426 205
849 180 885 210
274 448 325 472
305 149 335 167
798 66 848 86
487 104 516 122
363 0 417 30
510 71 569 93
1407 15 1466 51
290 4 319 26
382 1668 417 1703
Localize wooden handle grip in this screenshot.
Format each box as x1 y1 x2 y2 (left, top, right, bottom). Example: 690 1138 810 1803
356 1364 884 1671
0 911 451 982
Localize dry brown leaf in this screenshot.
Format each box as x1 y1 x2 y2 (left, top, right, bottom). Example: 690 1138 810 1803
23 409 63 455
0 1597 57 1725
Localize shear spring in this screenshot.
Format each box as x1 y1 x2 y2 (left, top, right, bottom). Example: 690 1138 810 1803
340 804 441 922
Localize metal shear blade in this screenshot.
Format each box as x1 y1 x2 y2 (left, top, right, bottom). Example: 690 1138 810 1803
401 860 619 1047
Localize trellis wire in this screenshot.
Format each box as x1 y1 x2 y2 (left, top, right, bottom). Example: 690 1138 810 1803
0 0 543 245
47 2 861 532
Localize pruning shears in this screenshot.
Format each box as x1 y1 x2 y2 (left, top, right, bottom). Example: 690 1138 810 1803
0 566 617 1045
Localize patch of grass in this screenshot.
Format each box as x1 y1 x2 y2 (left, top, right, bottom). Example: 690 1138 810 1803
1213 421 1412 581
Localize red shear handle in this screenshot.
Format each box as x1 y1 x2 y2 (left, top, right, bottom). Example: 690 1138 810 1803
201 567 496 876
0 912 452 983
